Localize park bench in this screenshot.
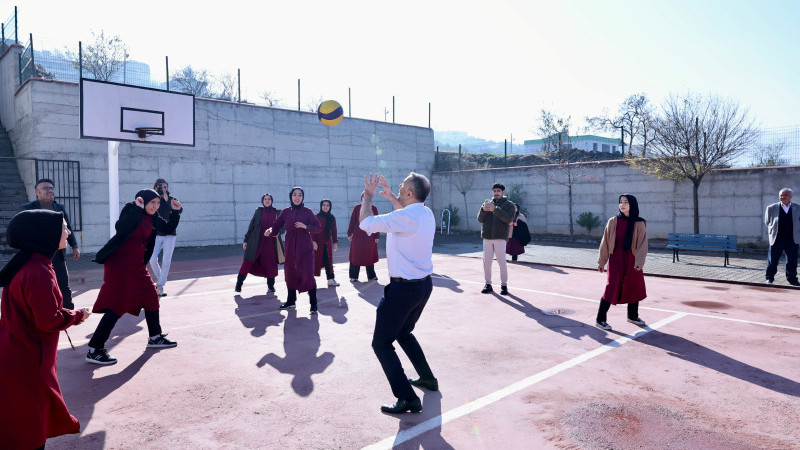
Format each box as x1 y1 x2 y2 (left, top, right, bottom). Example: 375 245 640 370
666 233 741 267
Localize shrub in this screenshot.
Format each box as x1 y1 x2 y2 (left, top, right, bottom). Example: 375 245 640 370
443 204 460 229
576 211 602 235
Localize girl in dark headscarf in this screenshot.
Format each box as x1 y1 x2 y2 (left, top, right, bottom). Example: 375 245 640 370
236 193 283 293
265 187 322 313
312 199 340 286
596 193 648 330
0 210 90 449
347 192 380 282
87 189 183 365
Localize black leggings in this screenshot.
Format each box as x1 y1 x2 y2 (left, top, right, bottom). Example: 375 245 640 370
321 244 334 279
285 287 318 307
349 263 376 280
596 299 639 323
88 310 163 349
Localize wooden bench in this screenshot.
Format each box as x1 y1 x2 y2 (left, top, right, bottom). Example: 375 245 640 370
666 233 740 267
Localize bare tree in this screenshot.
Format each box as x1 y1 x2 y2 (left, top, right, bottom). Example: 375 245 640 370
170 65 213 97
261 90 282 107
750 140 788 167
537 109 593 240
305 95 326 113
68 30 129 81
587 93 657 157
214 72 237 101
452 161 480 231
629 92 759 233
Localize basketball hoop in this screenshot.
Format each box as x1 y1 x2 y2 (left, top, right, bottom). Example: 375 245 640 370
135 127 164 140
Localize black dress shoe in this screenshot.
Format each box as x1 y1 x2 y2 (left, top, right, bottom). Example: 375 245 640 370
409 377 439 391
790 279 800 287
481 284 493 294
500 285 509 295
380 397 422 414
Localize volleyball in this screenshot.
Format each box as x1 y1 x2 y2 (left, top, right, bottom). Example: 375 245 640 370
317 100 344 126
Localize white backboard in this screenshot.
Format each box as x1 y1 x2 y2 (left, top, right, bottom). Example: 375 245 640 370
80 79 195 146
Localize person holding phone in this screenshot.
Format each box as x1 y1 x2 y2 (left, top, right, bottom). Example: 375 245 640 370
148 178 180 297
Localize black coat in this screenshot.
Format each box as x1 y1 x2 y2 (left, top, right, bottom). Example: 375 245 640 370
154 195 179 236
93 203 181 265
18 200 78 250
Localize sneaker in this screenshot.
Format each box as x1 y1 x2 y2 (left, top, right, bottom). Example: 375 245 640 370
267 286 276 293
350 278 358 282
279 302 296 310
789 279 800 287
156 284 166 297
766 278 774 284
328 279 340 287
595 321 612 330
368 277 378 282
310 306 318 314
147 334 178 348
481 284 493 294
500 285 509 295
627 317 646 326
86 348 118 365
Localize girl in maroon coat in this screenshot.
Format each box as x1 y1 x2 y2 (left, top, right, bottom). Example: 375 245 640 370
87 189 182 365
266 187 322 313
0 210 91 450
347 196 380 282
596 194 648 330
312 199 340 287
236 193 281 293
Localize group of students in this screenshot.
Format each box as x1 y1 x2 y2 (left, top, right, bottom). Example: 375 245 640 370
0 172 652 448
233 190 382 311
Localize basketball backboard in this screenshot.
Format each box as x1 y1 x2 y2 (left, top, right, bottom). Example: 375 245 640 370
80 79 195 146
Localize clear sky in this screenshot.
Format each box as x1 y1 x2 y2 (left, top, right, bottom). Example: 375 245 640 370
11 0 800 142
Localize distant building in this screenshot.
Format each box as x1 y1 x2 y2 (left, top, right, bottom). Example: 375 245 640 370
524 135 623 154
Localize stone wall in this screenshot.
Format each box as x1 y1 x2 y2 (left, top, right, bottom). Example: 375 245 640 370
0 46 435 251
431 161 800 245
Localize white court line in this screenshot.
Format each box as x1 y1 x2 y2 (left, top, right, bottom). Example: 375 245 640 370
435 275 800 332
362 312 688 450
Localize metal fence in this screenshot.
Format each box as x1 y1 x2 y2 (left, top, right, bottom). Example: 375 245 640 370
35 159 82 231
0 7 18 55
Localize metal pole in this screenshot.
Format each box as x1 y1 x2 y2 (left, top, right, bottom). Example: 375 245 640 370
348 87 351 117
165 56 169 90
458 144 462 171
237 68 241 102
123 55 126 84
428 102 431 128
435 146 439 171
297 79 301 111
78 41 82 80
14 6 18 44
108 141 120 238
504 139 508 167
29 34 34 75
2 24 5 48
620 127 625 155
392 96 395 123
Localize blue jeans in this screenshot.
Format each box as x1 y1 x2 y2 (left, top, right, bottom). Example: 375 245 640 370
766 237 798 282
371 276 434 401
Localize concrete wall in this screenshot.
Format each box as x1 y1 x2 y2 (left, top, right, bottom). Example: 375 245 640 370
0 47 435 251
431 161 800 245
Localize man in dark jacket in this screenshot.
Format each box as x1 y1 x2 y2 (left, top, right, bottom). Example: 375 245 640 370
477 182 515 295
147 179 179 297
18 178 80 309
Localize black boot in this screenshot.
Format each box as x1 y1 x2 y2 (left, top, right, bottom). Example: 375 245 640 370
309 288 318 314
267 277 276 293
235 273 246 292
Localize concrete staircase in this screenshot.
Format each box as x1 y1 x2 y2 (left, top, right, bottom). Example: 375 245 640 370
0 121 28 259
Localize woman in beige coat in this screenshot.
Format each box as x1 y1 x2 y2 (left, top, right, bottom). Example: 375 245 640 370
596 194 647 330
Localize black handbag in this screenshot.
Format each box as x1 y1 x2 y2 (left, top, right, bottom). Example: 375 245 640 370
513 221 531 246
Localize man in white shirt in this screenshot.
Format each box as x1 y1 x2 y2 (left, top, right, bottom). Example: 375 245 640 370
359 172 437 414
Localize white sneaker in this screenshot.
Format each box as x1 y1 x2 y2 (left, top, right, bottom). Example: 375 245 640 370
156 284 165 296
328 279 340 286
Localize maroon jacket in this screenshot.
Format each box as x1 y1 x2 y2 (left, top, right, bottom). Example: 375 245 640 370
313 212 338 276
269 206 321 292
0 253 84 449
347 204 379 266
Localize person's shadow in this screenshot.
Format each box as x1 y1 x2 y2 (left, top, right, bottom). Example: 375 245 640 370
51 349 158 449
352 280 385 308
256 310 335 397
392 389 455 449
234 294 283 337
431 273 463 293
496 293 800 397
317 292 349 324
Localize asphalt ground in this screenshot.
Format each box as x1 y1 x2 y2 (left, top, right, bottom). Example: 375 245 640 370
36 240 800 449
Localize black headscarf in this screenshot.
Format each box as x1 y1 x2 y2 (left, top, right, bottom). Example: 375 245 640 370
289 187 304 210
617 193 646 251
261 193 275 210
137 189 160 211
0 209 64 287
318 199 335 236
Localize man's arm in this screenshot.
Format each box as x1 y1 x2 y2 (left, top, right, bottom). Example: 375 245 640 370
359 174 381 223
378 176 402 211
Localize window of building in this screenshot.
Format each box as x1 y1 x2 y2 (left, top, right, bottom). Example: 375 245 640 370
593 143 598 152
602 144 609 153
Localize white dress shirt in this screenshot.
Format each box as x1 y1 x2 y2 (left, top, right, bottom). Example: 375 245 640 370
359 202 434 279
782 202 792 214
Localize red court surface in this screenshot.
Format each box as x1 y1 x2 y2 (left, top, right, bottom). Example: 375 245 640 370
47 253 799 449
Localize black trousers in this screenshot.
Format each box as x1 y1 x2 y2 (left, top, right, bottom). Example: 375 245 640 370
596 299 639 323
321 244 334 279
349 263 376 280
52 251 74 309
285 287 317 307
372 276 434 401
766 237 799 282
88 310 162 349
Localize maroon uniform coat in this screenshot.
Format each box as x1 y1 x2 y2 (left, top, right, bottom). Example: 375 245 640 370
242 207 280 278
347 204 379 267
0 253 84 449
269 206 321 292
602 217 647 304
312 212 338 277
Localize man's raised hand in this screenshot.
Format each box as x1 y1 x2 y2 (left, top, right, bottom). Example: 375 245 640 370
363 173 380 200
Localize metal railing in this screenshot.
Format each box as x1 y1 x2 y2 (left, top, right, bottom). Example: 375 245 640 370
440 209 450 235
35 159 82 231
0 6 18 55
